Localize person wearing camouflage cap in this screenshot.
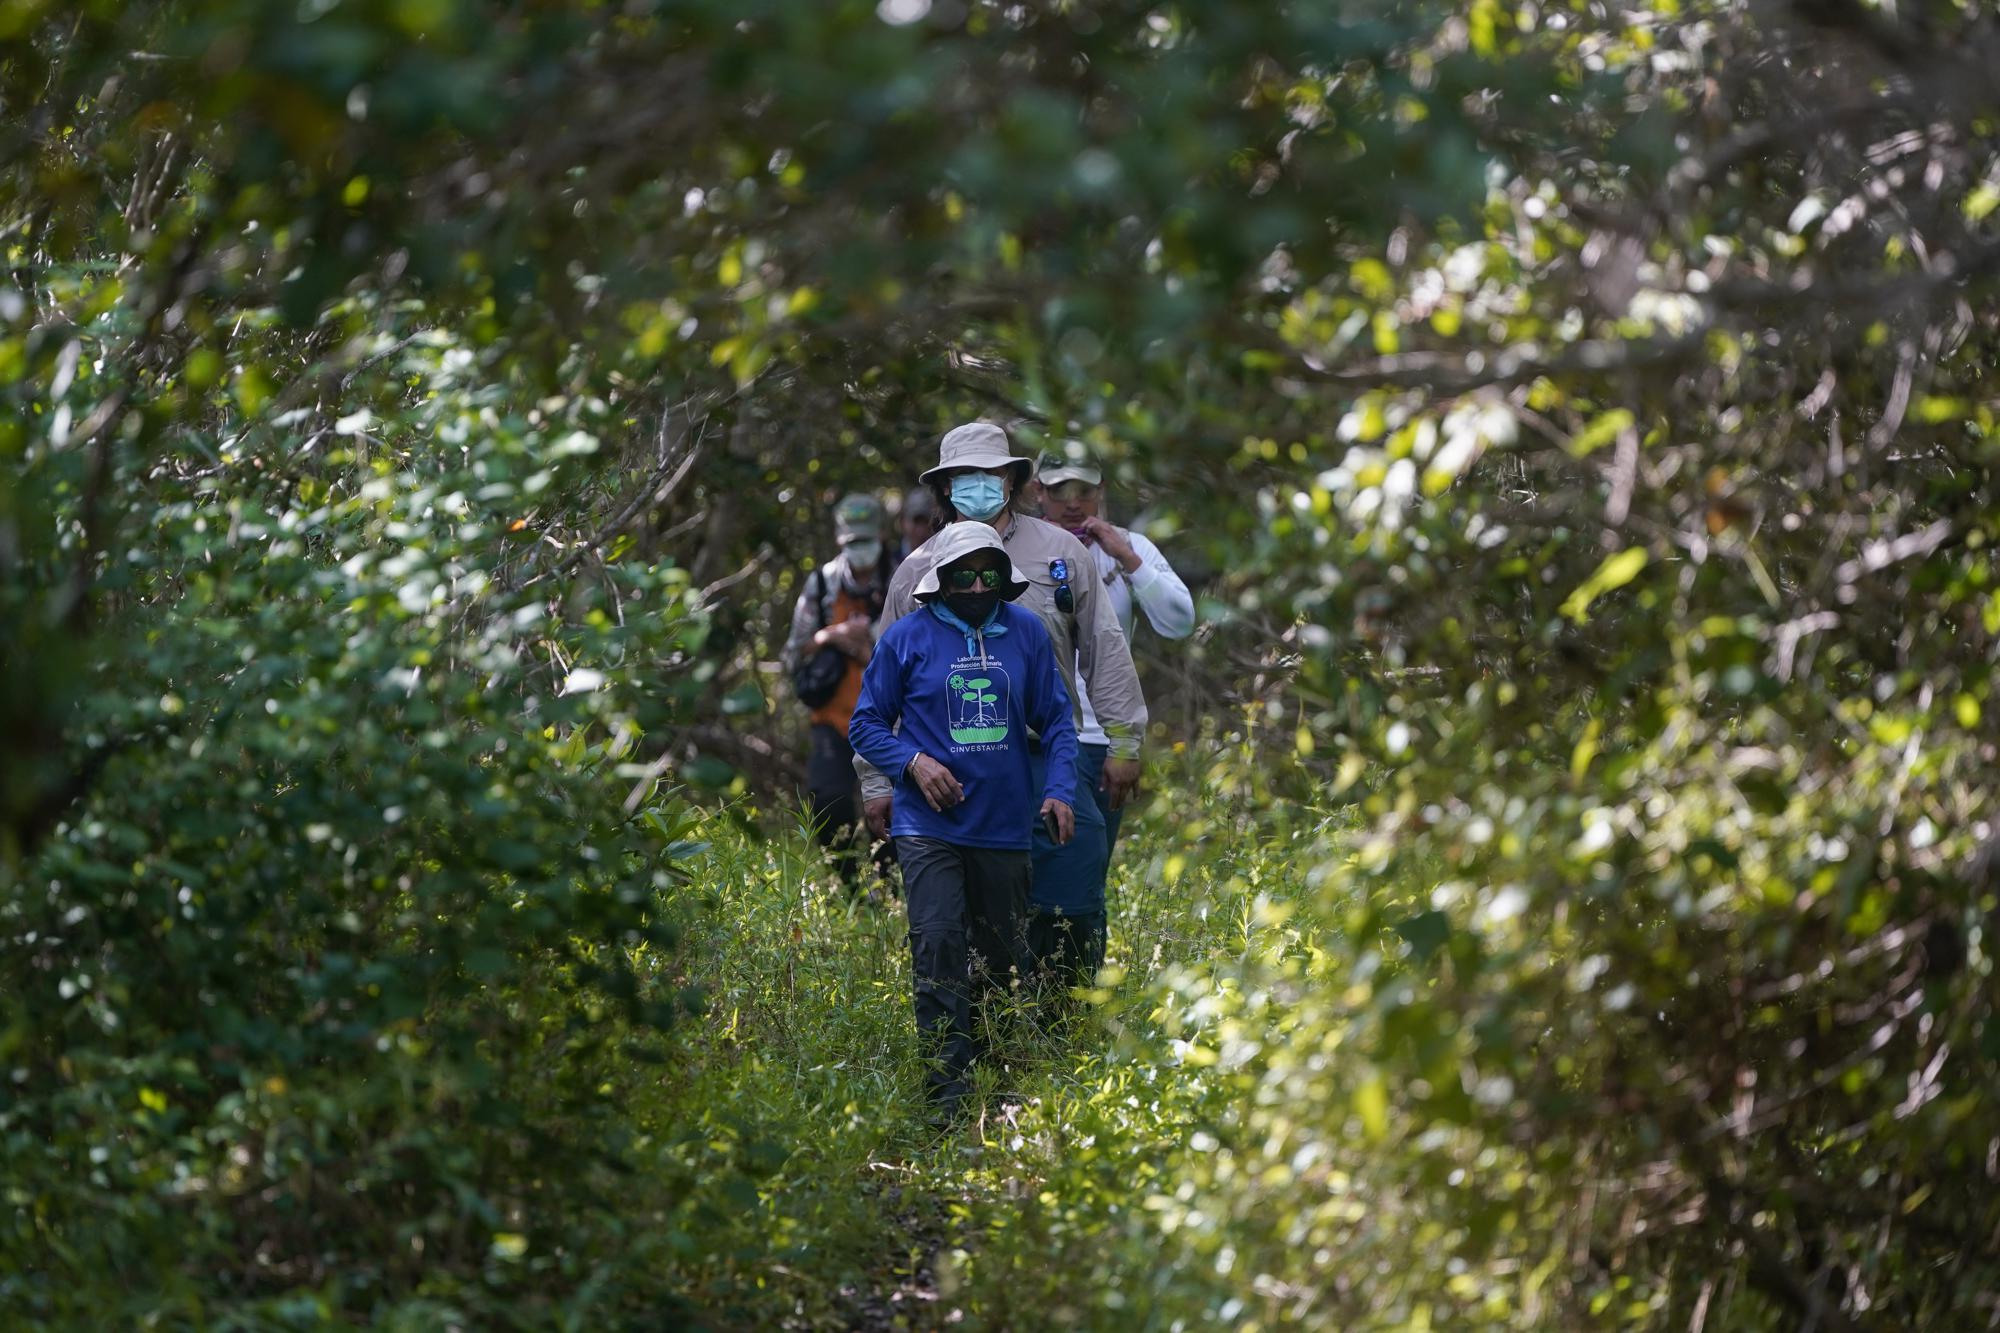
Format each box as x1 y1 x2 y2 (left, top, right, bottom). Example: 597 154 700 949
782 492 891 887
1034 447 1195 868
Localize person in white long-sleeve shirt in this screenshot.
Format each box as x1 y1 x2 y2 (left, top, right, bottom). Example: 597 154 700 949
1034 450 1196 858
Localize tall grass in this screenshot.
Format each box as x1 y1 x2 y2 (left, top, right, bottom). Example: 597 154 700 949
627 748 1357 1329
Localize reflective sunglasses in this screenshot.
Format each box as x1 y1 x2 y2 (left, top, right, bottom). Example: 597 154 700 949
946 567 1003 591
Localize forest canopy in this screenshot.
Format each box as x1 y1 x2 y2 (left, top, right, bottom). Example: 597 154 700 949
5 0 2000 1327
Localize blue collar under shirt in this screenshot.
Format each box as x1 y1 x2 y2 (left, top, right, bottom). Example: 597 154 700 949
927 601 1009 657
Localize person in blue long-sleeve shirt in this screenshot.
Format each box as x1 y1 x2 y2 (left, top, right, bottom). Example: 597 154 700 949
847 523 1078 1121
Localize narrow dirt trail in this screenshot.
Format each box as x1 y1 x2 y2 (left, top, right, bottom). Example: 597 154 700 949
830 1177 947 1331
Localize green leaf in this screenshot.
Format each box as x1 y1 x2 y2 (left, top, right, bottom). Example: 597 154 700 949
1354 1074 1390 1141
1568 408 1634 458
1393 909 1451 962
184 348 223 390
1350 258 1395 303
1560 547 1649 623
1570 717 1602 783
721 683 766 715
235 366 273 417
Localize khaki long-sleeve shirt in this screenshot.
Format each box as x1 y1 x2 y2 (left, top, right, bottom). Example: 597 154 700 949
856 514 1147 803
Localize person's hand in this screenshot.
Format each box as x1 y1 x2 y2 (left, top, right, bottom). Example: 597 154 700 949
864 796 892 837
1081 517 1140 573
815 617 873 661
1040 797 1074 845
836 619 874 662
908 754 964 812
1100 756 1142 810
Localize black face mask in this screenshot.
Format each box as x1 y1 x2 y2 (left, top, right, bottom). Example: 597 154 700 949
944 590 1001 625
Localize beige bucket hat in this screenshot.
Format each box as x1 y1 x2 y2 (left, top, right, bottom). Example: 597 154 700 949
918 421 1035 489
911 523 1031 603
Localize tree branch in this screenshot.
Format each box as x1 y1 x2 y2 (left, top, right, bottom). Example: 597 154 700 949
1310 335 1705 394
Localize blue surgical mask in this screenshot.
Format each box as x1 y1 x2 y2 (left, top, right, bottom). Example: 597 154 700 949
949 474 1008 521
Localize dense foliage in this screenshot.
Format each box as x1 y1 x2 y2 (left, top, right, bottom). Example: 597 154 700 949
6 0 2000 1326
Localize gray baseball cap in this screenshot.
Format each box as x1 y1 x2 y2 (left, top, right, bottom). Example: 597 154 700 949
1036 449 1103 488
833 493 885 544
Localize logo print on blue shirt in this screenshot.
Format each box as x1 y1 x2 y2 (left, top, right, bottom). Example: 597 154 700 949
946 661 1011 745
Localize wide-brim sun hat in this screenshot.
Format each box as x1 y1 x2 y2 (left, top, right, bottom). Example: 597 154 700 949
911 522 1031 603
918 421 1035 489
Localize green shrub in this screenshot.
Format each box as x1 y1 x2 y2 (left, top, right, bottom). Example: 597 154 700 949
1 315 711 1323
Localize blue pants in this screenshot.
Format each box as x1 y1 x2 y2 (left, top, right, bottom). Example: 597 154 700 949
1028 748 1108 986
1078 742 1126 861
1028 748 1108 915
